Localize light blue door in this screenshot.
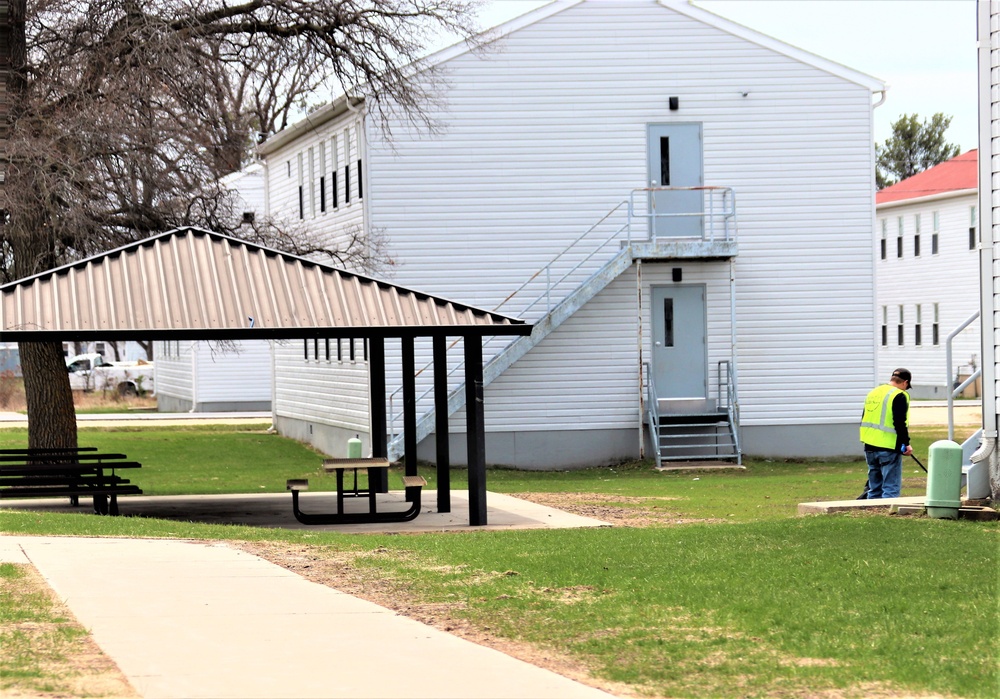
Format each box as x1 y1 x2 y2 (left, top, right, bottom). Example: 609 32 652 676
647 123 703 238
651 285 707 398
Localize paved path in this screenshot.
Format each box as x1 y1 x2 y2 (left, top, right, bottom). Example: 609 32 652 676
1 535 616 699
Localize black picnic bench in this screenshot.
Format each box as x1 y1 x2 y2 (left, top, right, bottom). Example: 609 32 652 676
0 448 142 515
286 457 426 525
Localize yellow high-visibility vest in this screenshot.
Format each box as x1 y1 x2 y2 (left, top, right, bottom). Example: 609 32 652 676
859 384 909 449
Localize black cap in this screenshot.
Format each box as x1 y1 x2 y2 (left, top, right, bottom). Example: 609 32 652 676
891 368 912 383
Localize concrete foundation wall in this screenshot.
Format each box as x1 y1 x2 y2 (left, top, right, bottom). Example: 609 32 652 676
275 415 372 460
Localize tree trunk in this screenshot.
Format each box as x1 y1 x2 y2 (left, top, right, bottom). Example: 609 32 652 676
19 341 77 449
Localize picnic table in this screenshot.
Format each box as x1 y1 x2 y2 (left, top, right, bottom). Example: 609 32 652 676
286 457 426 525
0 448 142 515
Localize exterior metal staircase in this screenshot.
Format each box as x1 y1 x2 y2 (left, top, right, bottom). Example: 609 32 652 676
644 363 741 467
386 187 740 463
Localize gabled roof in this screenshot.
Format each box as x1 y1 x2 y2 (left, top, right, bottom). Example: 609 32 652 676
0 227 529 341
259 0 883 155
876 150 978 206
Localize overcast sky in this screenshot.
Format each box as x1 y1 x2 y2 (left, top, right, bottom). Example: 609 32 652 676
478 0 979 151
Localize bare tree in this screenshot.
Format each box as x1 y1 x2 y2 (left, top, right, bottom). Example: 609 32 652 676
1 0 481 449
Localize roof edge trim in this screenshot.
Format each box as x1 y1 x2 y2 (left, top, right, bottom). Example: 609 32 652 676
876 188 978 209
675 0 885 91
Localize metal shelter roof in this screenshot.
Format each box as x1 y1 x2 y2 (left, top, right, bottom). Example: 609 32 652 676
0 227 529 341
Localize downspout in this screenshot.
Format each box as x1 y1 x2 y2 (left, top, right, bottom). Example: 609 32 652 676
971 0 997 491
637 258 644 459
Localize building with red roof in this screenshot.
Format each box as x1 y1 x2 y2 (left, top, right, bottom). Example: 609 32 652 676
876 150 979 397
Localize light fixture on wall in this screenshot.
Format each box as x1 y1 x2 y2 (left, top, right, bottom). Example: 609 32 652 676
668 96 679 111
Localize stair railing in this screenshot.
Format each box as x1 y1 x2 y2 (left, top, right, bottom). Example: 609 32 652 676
946 311 981 442
627 186 737 243
718 359 741 463
643 362 661 469
387 201 632 450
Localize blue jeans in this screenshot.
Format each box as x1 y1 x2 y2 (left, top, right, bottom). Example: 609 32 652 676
865 449 902 499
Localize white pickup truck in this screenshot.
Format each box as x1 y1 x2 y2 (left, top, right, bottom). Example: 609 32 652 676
65 353 155 397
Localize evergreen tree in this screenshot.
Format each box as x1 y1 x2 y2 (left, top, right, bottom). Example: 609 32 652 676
876 113 961 189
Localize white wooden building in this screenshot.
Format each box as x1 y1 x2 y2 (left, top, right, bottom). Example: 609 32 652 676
875 150 980 398
256 0 884 467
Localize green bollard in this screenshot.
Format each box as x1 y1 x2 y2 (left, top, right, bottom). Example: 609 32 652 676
926 440 962 519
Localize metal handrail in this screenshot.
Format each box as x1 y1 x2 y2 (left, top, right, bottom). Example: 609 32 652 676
946 311 980 441
627 186 737 244
643 362 661 469
718 360 741 463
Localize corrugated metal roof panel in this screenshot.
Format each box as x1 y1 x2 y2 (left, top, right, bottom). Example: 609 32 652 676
0 227 529 340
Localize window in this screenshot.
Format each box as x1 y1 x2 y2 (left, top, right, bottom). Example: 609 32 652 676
880 220 887 260
913 214 921 257
896 216 904 258
319 142 327 213
970 205 978 250
932 211 939 255
325 338 331 361
287 161 291 178
356 125 364 200
915 305 922 346
881 306 887 346
933 303 940 345
344 127 351 205
308 147 316 217
297 153 304 220
331 136 339 209
897 305 904 346
663 299 674 347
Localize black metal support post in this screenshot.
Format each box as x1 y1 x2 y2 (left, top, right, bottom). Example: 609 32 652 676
402 336 418 479
433 335 451 513
464 336 487 526
368 336 388 493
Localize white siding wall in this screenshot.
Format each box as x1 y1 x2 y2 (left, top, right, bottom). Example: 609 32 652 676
364 1 875 429
193 341 273 403
273 338 370 431
264 113 367 267
152 341 193 402
876 194 981 391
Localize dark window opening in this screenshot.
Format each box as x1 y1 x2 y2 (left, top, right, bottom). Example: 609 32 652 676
970 227 977 250
933 324 940 345
932 233 939 255
357 160 363 199
897 325 904 346
332 172 339 208
349 338 356 362
325 338 330 361
659 137 670 186
915 324 922 346
663 299 674 348
914 235 920 257
344 166 351 204
880 239 886 260
298 187 304 220
337 338 343 362
896 236 903 258
881 325 887 346
319 176 326 212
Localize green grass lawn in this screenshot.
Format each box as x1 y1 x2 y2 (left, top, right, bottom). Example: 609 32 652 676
0 424 997 698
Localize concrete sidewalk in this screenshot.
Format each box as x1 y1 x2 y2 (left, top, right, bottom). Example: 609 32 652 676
1 535 617 699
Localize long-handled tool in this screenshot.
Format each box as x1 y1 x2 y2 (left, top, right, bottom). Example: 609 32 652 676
857 451 927 499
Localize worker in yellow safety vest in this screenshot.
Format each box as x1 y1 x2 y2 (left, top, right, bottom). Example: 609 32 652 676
859 368 912 499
